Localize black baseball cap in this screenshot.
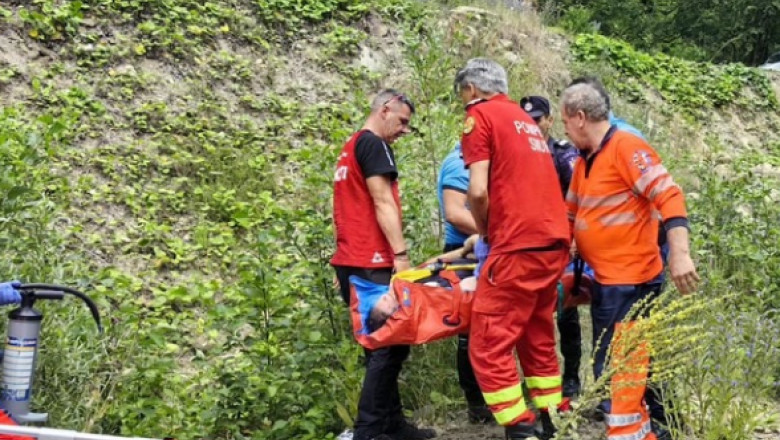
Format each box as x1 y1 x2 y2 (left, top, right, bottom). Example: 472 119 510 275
519 96 551 119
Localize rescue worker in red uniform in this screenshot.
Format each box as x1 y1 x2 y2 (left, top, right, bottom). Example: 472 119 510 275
331 89 436 440
560 78 699 440
454 58 571 440
520 95 584 400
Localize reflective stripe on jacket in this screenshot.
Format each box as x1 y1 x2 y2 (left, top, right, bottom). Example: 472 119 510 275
566 129 686 284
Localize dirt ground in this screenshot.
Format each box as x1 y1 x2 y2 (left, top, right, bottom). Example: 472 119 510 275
434 410 607 440
427 307 780 440
432 407 780 440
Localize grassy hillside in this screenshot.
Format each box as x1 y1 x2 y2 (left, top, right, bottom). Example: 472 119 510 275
0 1 779 439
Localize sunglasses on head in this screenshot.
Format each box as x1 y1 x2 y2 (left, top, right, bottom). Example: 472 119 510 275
382 94 415 112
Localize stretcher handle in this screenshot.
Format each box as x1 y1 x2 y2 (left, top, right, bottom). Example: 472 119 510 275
438 270 463 327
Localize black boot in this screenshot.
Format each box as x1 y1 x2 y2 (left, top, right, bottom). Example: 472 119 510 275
536 411 556 440
467 404 494 424
562 377 581 399
505 423 540 440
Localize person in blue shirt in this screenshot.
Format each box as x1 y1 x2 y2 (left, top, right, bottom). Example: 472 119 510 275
609 111 645 139
436 143 490 424
437 144 476 252
520 95 582 400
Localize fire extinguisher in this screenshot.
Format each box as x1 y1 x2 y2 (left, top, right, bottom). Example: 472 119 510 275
0 284 102 423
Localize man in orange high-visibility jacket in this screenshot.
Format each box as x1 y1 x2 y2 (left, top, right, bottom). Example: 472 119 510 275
455 58 571 440
560 78 699 440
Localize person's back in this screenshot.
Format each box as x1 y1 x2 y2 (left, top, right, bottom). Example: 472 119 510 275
520 93 585 400
456 58 572 440
464 96 568 254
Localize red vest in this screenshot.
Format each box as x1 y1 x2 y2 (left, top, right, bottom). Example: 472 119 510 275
331 130 401 268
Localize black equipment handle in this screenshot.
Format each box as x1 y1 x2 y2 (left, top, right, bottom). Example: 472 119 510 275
18 284 103 333
32 291 65 300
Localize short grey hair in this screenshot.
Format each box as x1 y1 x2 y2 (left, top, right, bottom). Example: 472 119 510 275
370 88 416 113
454 58 509 95
561 81 610 122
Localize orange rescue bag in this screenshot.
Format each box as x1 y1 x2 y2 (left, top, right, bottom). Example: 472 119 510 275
350 268 474 350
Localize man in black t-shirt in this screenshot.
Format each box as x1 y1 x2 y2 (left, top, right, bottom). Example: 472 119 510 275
332 89 436 440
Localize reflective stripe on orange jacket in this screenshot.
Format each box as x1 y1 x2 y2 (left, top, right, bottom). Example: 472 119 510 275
566 128 686 285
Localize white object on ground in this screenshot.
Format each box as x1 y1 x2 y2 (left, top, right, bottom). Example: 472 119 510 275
336 429 353 440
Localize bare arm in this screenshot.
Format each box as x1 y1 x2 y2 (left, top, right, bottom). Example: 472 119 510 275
666 226 699 294
423 234 479 264
442 189 478 236
467 160 490 237
366 175 409 270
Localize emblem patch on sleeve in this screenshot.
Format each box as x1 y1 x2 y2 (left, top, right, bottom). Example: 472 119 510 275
463 116 476 134
632 150 653 173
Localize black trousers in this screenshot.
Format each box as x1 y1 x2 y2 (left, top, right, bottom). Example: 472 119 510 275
557 306 582 382
443 243 486 407
335 265 410 439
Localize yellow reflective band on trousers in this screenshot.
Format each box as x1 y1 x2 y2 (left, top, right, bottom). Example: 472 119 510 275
531 391 562 410
494 399 529 426
482 383 524 406
525 376 562 390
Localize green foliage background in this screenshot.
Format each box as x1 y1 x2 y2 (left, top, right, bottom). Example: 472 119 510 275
0 1 778 439
540 0 780 65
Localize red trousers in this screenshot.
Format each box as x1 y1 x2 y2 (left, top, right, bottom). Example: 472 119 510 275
469 249 568 426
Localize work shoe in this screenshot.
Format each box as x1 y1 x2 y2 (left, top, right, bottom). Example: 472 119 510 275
590 400 611 422
352 431 392 440
562 378 581 398
535 411 556 440
467 404 494 424
386 420 436 440
651 421 673 440
505 423 540 440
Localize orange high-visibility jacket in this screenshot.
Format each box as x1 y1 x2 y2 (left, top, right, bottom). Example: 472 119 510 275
566 129 687 285
350 271 473 350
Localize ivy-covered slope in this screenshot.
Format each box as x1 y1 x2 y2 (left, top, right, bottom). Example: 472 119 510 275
0 1 435 439
0 1 779 440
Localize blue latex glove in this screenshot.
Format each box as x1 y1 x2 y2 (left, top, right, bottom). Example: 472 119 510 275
474 237 490 279
0 281 22 305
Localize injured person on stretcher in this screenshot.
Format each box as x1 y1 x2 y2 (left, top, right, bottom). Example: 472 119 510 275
349 263 478 350
349 236 594 350
368 233 483 326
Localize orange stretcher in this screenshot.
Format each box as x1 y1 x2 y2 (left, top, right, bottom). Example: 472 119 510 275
349 259 595 350
349 261 476 350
